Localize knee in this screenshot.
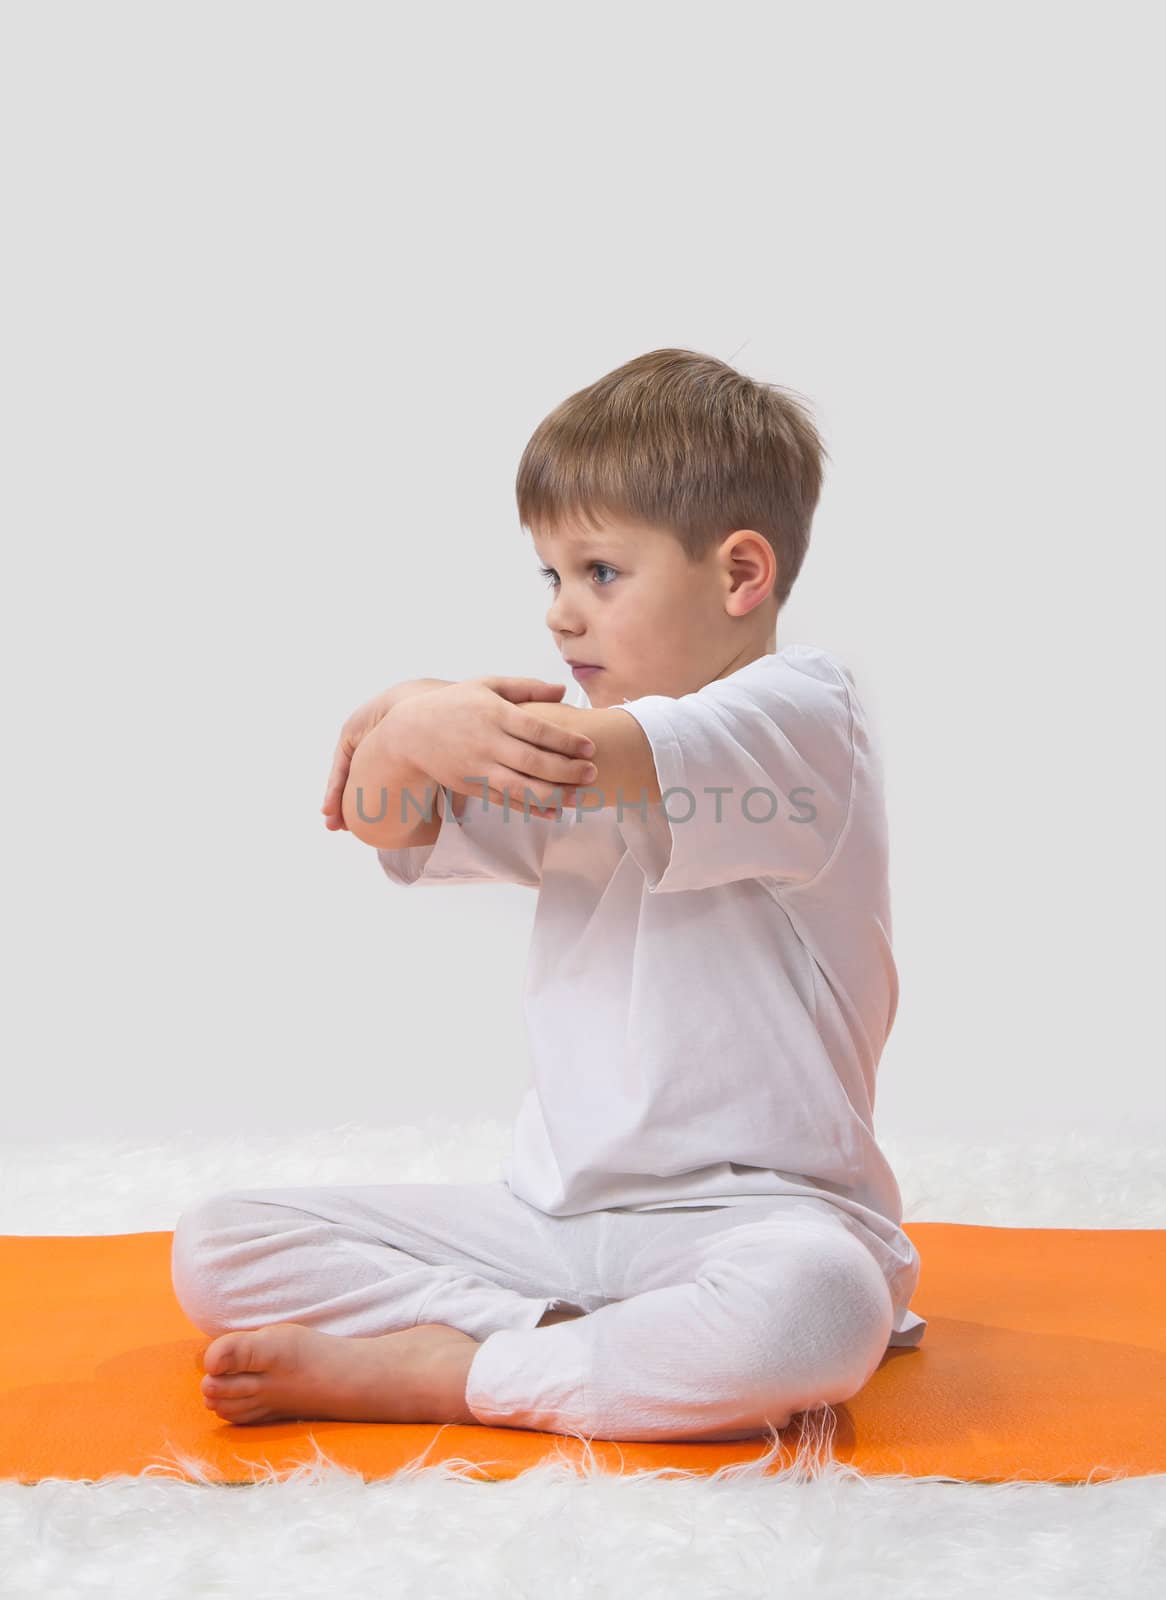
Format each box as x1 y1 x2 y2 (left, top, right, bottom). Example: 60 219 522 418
170 1190 274 1335
704 1228 895 1415
801 1234 895 1401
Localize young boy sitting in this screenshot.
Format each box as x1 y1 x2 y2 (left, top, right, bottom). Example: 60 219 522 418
173 346 926 1444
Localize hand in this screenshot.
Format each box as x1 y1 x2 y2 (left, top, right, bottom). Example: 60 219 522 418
322 681 450 833
384 678 597 818
323 677 587 831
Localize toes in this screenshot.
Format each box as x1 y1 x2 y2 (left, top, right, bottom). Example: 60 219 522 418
206 1397 272 1426
202 1374 260 1400
229 1407 273 1426
204 1331 259 1377
202 1334 239 1377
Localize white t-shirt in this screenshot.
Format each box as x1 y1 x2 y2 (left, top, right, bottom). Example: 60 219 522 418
376 646 926 1348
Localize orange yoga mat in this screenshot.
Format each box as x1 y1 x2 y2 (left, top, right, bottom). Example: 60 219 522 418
1 1223 1162 1486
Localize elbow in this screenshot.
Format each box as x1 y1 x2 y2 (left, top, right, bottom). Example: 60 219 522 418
341 750 392 845
342 770 441 848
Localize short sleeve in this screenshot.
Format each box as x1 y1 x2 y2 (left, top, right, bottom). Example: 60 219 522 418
376 782 551 888
611 648 855 894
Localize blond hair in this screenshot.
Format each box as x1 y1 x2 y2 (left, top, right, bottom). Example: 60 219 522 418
515 347 828 612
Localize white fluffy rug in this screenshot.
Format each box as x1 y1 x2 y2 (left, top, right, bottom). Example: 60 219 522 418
2 1124 1163 1599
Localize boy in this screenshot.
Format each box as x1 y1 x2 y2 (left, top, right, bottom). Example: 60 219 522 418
172 348 925 1444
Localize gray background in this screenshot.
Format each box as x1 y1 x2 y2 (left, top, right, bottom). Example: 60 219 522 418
3 2 1161 1142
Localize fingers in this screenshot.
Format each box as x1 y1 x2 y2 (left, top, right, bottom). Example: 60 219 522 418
481 708 597 800
321 778 345 823
481 677 567 703
501 704 595 761
493 737 597 798
321 777 346 829
321 768 344 811
321 735 358 830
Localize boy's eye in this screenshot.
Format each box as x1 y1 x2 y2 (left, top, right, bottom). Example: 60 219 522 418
539 563 617 588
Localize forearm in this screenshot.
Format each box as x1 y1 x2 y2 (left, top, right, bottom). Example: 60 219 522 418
342 702 445 847
517 702 661 809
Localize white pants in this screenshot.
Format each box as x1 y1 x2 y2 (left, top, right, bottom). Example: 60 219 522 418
171 1179 896 1443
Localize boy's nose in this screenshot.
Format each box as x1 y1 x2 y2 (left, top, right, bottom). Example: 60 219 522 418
546 591 583 628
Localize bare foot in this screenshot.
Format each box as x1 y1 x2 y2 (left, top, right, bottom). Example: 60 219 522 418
199 1322 481 1427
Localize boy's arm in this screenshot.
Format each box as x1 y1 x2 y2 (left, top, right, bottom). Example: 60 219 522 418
341 704 449 849
343 695 658 844
342 682 589 848
322 679 455 834
326 675 584 836
525 704 661 810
